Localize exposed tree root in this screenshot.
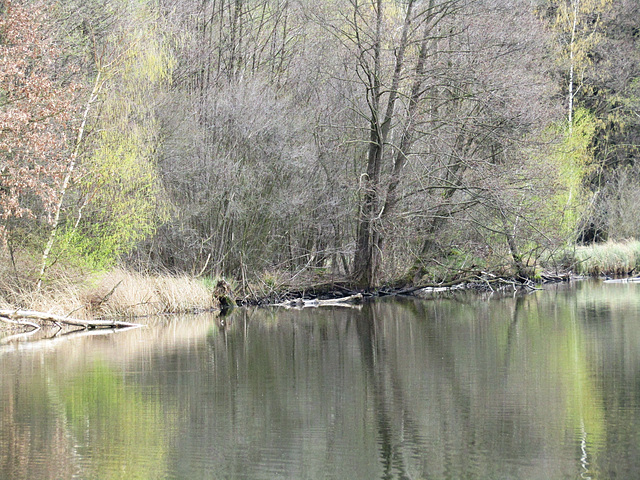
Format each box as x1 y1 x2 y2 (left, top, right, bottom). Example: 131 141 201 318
380 271 555 297
240 270 573 307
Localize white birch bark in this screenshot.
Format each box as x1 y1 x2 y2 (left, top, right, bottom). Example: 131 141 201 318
37 71 104 290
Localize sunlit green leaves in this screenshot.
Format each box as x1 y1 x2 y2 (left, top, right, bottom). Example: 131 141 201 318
542 107 599 240
54 0 173 270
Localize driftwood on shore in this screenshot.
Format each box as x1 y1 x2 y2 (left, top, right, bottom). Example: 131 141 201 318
0 309 143 333
274 293 364 309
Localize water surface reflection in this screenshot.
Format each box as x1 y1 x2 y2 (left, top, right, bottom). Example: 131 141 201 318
2 281 640 479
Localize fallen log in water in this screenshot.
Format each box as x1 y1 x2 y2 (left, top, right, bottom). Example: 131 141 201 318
0 309 143 332
274 293 364 309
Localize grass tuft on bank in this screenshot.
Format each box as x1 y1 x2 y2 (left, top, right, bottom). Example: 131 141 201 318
0 255 220 320
83 269 219 318
569 240 640 276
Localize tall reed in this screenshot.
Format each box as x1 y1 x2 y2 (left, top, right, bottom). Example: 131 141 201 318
571 240 640 276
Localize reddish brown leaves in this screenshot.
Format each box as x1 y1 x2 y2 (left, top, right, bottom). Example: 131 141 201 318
0 0 80 238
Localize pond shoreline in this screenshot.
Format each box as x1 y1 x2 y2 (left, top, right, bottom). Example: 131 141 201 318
236 271 574 307
0 264 625 337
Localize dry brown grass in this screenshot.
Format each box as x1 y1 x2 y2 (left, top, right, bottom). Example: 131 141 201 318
0 278 87 318
88 268 218 318
0 252 87 317
0 254 218 321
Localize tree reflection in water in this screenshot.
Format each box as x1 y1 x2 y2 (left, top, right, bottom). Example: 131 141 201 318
3 282 640 479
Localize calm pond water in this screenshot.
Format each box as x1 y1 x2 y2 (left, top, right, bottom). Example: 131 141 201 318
2 280 640 479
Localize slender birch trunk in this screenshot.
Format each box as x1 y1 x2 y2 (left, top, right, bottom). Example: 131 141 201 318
37 72 103 290
568 0 579 134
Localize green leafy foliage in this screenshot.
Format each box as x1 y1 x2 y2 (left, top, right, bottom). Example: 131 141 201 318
545 108 599 240
52 1 173 271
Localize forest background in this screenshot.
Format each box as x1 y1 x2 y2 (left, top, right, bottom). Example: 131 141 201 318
1 0 639 311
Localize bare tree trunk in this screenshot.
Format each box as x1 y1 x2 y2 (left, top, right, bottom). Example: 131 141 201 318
502 215 528 278
409 177 464 282
352 0 414 288
377 2 437 256
0 309 142 330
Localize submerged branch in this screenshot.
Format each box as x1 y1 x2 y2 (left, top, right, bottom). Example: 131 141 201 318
1 325 141 351
0 315 41 331
0 309 143 330
274 293 364 309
